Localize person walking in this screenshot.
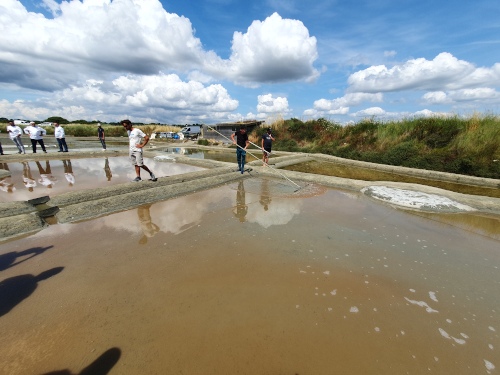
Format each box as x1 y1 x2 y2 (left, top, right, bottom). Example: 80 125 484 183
261 127 275 166
121 119 157 182
6 119 26 154
230 125 249 174
53 122 68 152
97 123 106 150
24 122 47 153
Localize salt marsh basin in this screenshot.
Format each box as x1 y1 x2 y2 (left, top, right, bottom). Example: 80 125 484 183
0 177 499 374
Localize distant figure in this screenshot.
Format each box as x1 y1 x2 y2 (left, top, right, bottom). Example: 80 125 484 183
97 123 106 150
104 158 112 181
54 122 69 152
261 127 275 166
6 119 26 154
22 162 36 191
121 119 157 182
63 159 75 186
0 129 3 155
230 125 249 174
24 122 47 153
233 181 248 222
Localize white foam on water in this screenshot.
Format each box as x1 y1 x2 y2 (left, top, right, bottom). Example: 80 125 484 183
429 291 438 302
405 297 439 313
409 289 416 293
330 289 337 296
489 326 496 332
484 360 495 371
434 357 439 362
361 186 476 212
374 327 380 332
460 333 469 339
323 271 330 275
350 306 359 313
446 319 452 323
488 344 494 350
438 328 467 345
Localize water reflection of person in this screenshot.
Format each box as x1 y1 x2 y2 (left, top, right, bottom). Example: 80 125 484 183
234 181 248 222
259 179 272 211
62 159 75 186
137 204 160 244
36 160 57 188
104 158 112 181
22 162 36 191
0 177 15 193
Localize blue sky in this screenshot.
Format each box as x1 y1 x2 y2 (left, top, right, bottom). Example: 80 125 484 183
1 0 499 124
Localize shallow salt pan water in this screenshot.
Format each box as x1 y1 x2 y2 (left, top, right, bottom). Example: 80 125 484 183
0 157 202 202
0 179 499 374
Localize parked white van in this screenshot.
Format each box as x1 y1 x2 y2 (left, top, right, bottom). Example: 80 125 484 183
181 125 201 138
14 120 30 125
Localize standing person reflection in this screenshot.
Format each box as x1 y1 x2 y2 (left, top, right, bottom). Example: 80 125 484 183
259 179 272 211
22 162 36 192
36 160 57 189
0 177 15 193
137 204 160 245
234 180 248 222
62 159 75 186
104 158 112 181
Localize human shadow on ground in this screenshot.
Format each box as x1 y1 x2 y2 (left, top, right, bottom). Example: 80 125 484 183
40 347 122 375
0 246 53 272
0 266 63 317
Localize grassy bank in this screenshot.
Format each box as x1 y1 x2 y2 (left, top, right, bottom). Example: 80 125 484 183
253 115 499 179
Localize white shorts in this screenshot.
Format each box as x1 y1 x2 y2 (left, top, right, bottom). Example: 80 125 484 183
130 150 144 166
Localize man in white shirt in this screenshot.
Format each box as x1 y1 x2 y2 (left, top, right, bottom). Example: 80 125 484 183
54 122 68 152
121 119 157 182
6 119 26 154
24 122 47 153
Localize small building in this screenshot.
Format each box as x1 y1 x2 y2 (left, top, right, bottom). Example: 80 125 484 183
204 120 264 142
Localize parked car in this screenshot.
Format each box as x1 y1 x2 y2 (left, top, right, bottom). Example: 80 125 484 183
158 132 175 138
39 122 53 126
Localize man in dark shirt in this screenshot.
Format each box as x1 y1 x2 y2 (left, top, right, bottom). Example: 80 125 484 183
261 127 275 166
97 123 106 150
230 125 249 174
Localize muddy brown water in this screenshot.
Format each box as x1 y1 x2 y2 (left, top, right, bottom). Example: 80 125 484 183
0 176 499 375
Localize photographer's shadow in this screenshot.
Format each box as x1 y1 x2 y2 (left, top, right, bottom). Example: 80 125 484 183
41 347 122 375
0 266 63 317
0 246 53 272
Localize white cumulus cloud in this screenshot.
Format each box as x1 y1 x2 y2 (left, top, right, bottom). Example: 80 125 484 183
347 52 500 93
211 12 319 85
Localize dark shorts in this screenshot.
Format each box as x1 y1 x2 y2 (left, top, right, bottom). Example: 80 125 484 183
263 147 271 154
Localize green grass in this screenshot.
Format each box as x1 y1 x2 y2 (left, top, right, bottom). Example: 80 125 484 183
252 115 500 179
